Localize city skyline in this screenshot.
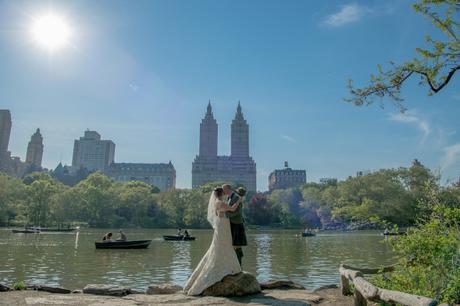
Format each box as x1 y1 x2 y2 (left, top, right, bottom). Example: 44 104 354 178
1 0 459 191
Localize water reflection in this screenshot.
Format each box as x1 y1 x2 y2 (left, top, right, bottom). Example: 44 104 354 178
0 228 396 290
169 241 192 285
255 233 272 282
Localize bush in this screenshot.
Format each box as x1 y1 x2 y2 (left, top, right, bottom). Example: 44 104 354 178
12 281 26 290
373 187 460 304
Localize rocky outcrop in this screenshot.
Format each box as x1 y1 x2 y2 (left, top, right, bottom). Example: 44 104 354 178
82 284 131 296
313 284 338 292
202 271 261 297
0 283 11 292
147 283 182 295
260 280 305 290
37 286 71 294
0 286 354 305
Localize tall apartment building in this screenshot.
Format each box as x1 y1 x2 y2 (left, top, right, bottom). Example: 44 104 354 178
192 102 257 192
72 130 115 172
26 128 44 168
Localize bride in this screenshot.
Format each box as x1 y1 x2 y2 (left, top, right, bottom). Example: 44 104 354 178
183 187 242 295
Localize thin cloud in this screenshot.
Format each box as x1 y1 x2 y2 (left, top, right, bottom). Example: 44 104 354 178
129 83 139 92
323 4 366 27
440 143 460 170
281 134 296 143
389 112 431 143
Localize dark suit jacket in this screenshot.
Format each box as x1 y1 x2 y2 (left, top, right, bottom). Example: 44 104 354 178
226 192 244 224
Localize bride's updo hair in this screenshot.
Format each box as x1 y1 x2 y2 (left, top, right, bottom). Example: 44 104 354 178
213 187 224 198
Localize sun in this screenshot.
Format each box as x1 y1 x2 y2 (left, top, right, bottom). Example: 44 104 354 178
31 13 71 52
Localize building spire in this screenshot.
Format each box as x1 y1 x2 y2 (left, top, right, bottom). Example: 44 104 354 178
235 101 244 120
206 100 212 116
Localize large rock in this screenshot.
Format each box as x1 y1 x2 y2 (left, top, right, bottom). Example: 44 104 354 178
202 271 261 297
37 285 71 294
0 283 11 292
260 280 305 290
147 283 183 295
82 284 131 296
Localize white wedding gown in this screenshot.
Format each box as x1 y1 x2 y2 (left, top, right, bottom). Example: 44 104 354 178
184 196 241 295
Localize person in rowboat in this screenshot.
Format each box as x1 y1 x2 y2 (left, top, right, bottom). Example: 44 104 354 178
102 232 113 242
117 230 127 241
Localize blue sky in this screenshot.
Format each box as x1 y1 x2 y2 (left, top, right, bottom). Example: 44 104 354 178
0 0 459 191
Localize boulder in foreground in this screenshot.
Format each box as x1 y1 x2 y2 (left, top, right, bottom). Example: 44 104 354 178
0 283 11 292
82 284 131 296
203 271 261 297
147 283 183 295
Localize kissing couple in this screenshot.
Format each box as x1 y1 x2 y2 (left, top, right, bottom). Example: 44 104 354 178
184 184 248 296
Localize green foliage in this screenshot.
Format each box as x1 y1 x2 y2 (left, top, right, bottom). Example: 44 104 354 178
373 186 460 304
12 281 26 290
347 0 459 111
0 161 455 230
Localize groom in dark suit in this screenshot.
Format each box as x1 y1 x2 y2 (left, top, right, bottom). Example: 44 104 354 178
222 184 247 267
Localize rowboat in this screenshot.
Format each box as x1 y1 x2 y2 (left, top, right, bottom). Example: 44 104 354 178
12 229 40 234
95 240 152 249
382 232 405 236
26 227 77 232
163 235 196 241
301 232 316 237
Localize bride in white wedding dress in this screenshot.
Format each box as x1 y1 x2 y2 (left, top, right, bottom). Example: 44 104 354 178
183 187 242 296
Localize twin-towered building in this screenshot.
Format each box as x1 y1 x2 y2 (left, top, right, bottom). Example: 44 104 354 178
192 102 257 192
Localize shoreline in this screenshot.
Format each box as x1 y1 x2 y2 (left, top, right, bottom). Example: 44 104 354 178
1 226 393 231
0 285 352 306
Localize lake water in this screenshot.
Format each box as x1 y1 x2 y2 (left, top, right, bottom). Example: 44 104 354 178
0 228 396 291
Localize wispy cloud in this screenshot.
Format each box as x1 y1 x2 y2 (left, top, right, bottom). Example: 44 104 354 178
323 3 366 27
129 83 139 92
281 134 296 143
389 111 431 143
441 143 460 170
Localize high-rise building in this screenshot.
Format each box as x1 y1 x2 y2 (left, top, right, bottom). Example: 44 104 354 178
268 161 306 191
106 161 176 191
26 128 44 168
200 102 218 157
72 130 115 172
0 110 12 171
192 102 257 192
231 103 249 157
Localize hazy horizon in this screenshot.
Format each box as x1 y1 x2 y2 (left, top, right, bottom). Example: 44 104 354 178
1 0 459 191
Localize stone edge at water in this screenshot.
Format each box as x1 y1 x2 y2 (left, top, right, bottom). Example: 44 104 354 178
82 284 132 296
147 283 183 295
260 280 305 290
0 283 11 292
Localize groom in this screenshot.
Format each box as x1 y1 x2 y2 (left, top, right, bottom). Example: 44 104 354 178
222 184 247 267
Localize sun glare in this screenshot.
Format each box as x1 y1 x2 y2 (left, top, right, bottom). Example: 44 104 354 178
31 13 71 52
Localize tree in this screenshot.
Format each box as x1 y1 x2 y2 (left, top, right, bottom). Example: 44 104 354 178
0 174 26 226
374 186 460 304
74 172 118 227
347 0 459 111
246 193 274 225
115 181 159 227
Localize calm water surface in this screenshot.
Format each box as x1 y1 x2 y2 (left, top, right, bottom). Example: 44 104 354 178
0 228 396 290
